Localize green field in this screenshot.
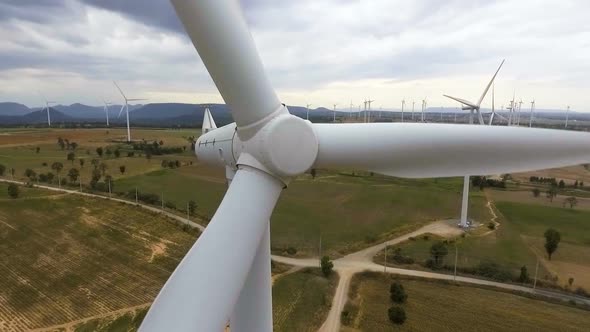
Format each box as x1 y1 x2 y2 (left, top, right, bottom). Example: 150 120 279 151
0 128 494 257
0 188 198 331
343 273 590 331
272 268 338 332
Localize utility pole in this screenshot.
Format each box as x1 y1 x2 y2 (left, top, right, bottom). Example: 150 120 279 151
161 193 164 210
533 257 539 289
108 179 111 197
454 244 458 281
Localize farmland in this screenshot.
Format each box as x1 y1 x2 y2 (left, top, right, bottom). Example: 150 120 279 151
342 273 590 331
0 189 198 331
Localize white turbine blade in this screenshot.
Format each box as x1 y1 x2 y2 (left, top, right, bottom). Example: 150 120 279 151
443 95 477 109
171 0 284 128
113 81 127 100
118 105 125 118
202 108 217 133
496 113 508 122
140 167 283 331
312 123 590 178
488 112 495 126
476 59 505 107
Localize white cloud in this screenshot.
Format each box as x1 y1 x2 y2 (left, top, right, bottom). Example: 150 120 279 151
0 0 589 112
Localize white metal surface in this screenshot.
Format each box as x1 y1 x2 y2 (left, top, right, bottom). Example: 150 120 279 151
202 107 217 133
312 123 590 178
140 167 283 331
172 0 285 132
231 222 272 332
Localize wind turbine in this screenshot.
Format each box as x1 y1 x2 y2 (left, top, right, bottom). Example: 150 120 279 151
517 99 523 126
565 105 570 128
367 99 374 122
114 81 146 142
306 103 312 121
401 99 405 122
39 93 56 127
101 98 111 127
411 100 415 121
421 98 427 122
141 1 590 331
488 84 507 126
202 107 217 133
529 100 535 128
507 90 516 126
444 60 505 125
332 103 337 123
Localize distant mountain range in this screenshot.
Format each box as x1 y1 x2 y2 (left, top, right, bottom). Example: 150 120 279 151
0 102 585 126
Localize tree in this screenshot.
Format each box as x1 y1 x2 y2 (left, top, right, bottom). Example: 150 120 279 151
558 179 565 189
99 162 108 175
24 168 36 180
35 146 40 153
119 165 126 174
544 228 561 260
390 281 407 304
310 168 317 179
9 168 15 178
46 172 54 182
388 306 406 326
320 256 333 277
564 196 578 209
67 168 80 182
7 183 19 199
532 188 540 197
106 148 112 157
114 149 120 158
581 181 585 188
70 142 78 150
546 186 557 202
91 158 100 169
79 158 85 168
188 200 197 215
0 164 5 176
51 162 64 185
568 277 574 288
57 137 65 150
518 265 529 283
159 140 164 146
96 147 104 157
574 180 579 188
67 152 75 164
430 241 448 267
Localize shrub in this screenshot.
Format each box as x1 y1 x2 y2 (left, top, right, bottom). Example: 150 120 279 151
389 281 407 304
388 306 406 325
321 256 334 277
7 183 19 198
286 247 297 256
487 222 496 230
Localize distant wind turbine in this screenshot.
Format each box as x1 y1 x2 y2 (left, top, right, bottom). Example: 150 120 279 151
114 81 147 142
565 105 570 128
529 100 535 128
411 100 415 121
401 99 405 122
332 103 337 123
101 98 111 127
306 103 312 120
367 99 374 122
444 60 505 125
39 92 56 127
421 98 427 123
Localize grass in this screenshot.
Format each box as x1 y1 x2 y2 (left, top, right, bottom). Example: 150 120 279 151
272 268 338 332
0 190 198 331
343 272 590 331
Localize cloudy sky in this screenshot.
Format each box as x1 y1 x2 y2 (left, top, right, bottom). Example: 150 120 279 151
1 0 589 111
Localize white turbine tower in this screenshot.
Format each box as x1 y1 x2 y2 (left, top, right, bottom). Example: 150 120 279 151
39 93 56 127
411 100 415 121
444 60 504 125
141 1 590 330
113 81 146 142
421 98 427 122
401 99 405 122
306 103 312 121
367 99 374 122
565 105 570 128
507 91 516 126
101 98 111 127
529 100 535 128
333 103 337 123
